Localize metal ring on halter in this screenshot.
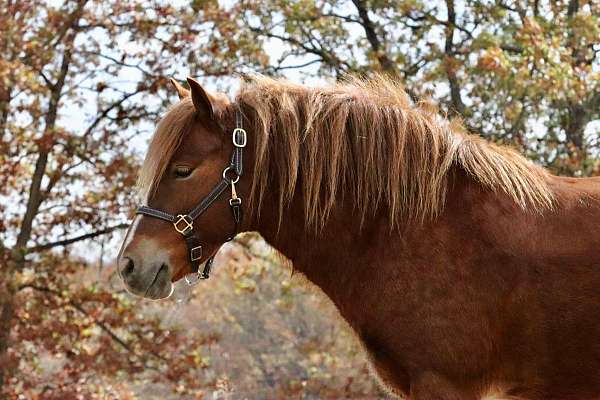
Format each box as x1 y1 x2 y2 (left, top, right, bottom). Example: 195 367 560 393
222 166 240 184
185 272 202 286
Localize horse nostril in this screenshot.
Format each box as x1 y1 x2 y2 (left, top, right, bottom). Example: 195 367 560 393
121 257 135 277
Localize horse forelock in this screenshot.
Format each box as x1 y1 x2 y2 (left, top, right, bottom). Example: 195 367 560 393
236 74 554 230
137 98 196 202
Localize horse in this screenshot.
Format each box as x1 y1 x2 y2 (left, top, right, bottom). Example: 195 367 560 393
118 75 600 400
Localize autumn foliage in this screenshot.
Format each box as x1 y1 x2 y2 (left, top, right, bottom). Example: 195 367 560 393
1 0 598 398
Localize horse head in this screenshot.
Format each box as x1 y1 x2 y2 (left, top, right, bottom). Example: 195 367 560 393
118 78 245 299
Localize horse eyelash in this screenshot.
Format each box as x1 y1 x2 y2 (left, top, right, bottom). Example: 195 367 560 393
174 166 193 178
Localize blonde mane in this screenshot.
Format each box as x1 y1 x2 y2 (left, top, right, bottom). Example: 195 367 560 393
139 75 554 229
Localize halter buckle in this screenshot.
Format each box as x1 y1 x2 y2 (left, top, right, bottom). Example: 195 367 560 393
190 245 202 261
232 128 247 148
173 214 193 235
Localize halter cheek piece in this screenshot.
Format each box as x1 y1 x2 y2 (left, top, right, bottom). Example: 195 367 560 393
135 110 246 285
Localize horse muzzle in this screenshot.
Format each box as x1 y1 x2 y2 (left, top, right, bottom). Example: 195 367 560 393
118 255 173 300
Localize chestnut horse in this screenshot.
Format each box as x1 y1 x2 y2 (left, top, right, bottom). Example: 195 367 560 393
118 75 600 399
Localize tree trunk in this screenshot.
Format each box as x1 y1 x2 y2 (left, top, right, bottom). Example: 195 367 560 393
444 0 466 117
0 87 10 142
351 0 398 76
562 0 594 158
564 104 587 151
0 271 15 393
0 42 74 392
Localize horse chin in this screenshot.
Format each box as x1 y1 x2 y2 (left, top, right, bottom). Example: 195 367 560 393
144 280 174 300
143 268 174 300
123 264 174 300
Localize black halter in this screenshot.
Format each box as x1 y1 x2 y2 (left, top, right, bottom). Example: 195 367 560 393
135 110 246 284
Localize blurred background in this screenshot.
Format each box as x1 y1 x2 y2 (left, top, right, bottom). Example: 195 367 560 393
0 0 598 398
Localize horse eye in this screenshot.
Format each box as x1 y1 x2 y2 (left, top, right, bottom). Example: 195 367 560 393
174 166 193 178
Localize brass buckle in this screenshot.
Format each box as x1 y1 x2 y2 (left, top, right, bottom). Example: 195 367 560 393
173 214 193 235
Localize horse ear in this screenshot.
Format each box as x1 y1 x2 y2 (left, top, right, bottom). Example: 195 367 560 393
186 77 214 120
170 78 189 99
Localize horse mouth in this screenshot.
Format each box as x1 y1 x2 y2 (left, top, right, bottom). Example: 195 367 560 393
143 263 172 300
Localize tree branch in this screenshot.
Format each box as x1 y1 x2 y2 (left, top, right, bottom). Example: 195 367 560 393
248 27 350 73
274 58 322 71
17 284 163 368
28 223 129 252
351 0 398 75
82 90 142 138
81 50 156 77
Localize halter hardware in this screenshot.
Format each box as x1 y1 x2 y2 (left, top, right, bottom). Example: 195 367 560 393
232 128 247 148
136 108 246 285
173 214 194 235
190 245 202 262
222 166 240 183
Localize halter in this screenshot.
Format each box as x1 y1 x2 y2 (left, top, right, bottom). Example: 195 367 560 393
135 110 246 285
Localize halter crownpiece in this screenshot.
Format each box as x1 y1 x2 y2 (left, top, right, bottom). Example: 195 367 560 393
136 108 246 285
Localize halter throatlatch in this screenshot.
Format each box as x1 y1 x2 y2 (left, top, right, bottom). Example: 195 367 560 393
136 109 246 285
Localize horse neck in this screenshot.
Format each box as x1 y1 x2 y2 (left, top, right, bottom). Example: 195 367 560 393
250 190 376 314
244 151 458 314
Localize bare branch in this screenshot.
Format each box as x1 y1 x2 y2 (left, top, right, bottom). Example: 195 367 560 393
28 223 129 252
275 59 322 71
323 12 360 24
248 28 350 73
82 90 142 138
38 71 53 88
81 50 156 77
350 0 398 75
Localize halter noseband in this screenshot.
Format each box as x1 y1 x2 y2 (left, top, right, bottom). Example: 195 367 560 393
135 110 246 285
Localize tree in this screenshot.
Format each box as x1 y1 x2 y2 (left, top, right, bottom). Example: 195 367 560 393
185 0 599 173
0 0 233 393
10 253 220 398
